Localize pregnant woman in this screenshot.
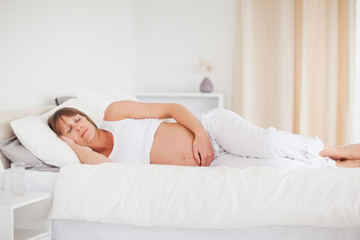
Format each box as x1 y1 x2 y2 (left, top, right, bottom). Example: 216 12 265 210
48 101 360 168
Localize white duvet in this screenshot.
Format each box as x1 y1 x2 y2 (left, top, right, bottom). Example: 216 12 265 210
50 163 360 229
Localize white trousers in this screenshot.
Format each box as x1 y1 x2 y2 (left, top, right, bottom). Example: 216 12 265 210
199 109 336 169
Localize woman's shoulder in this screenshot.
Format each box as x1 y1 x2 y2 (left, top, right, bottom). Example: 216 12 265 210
103 100 135 121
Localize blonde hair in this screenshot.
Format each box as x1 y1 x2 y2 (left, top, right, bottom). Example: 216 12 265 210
48 107 97 136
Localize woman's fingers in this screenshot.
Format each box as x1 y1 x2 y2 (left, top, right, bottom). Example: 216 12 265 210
60 135 75 145
200 150 213 166
193 145 202 165
196 146 213 166
193 135 215 166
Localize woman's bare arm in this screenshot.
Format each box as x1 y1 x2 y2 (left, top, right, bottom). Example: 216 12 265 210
61 136 111 165
104 101 214 166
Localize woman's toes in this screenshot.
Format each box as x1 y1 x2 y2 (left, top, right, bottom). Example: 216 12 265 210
336 159 360 168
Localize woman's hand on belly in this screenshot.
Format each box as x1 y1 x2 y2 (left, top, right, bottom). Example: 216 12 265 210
192 131 214 166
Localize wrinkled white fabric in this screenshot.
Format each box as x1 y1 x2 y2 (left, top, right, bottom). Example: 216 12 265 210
50 163 360 229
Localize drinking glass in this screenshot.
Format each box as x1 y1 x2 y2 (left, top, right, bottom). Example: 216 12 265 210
11 162 25 196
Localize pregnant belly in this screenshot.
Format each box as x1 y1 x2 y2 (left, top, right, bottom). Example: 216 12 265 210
150 122 199 166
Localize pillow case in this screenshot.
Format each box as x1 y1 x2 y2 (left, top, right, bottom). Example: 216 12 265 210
0 136 59 172
10 98 101 167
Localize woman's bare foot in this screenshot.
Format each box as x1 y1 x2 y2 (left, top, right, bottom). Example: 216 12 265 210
341 144 360 159
336 160 360 168
320 144 360 160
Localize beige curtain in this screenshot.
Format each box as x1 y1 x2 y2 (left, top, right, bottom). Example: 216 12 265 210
231 0 356 145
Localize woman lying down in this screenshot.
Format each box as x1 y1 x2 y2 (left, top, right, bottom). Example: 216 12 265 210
48 101 360 169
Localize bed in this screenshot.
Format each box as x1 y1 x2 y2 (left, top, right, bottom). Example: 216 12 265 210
1 90 360 240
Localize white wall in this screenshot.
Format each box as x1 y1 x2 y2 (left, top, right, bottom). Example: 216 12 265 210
135 0 236 107
0 0 236 110
0 0 136 110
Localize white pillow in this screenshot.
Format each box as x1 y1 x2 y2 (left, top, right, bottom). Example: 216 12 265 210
76 89 139 118
10 98 101 167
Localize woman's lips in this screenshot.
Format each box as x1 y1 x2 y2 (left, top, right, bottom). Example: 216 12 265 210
81 129 88 138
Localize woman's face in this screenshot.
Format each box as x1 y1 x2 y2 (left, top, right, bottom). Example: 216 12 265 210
57 114 97 146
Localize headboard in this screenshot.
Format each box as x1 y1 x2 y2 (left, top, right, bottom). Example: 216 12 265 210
0 106 54 170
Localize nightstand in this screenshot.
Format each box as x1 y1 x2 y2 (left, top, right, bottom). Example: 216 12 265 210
0 191 52 240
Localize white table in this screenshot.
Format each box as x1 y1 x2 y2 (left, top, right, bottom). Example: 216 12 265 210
0 191 52 240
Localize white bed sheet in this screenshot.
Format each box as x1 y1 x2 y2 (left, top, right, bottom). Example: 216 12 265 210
1 169 360 240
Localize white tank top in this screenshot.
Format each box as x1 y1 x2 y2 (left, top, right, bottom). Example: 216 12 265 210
100 118 163 164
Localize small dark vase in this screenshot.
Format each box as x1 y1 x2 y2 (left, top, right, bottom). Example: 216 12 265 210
200 77 213 93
